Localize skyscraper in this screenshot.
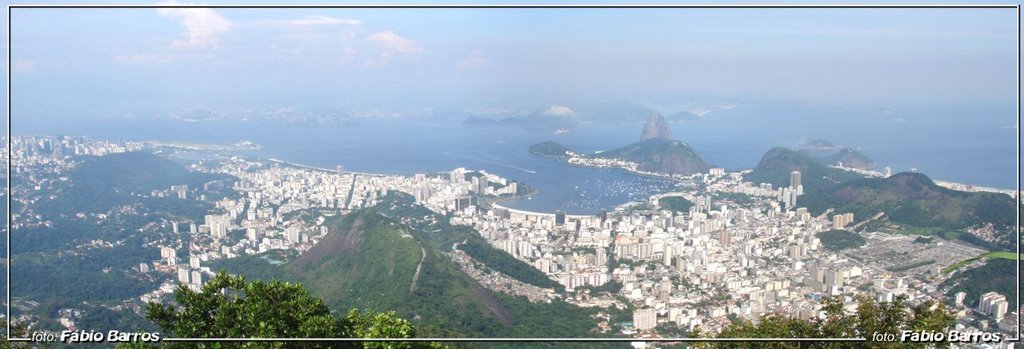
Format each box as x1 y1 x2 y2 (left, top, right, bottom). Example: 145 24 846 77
790 170 802 195
476 175 489 194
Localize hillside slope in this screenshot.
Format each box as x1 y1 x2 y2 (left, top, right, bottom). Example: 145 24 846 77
800 172 1016 249
744 147 863 192
212 194 611 342
597 138 710 175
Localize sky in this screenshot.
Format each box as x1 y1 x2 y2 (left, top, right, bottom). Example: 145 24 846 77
4 2 1021 123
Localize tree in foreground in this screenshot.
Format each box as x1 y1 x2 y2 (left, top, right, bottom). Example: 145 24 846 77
144 271 443 348
691 294 957 349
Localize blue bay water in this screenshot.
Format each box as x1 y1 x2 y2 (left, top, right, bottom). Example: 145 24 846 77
15 103 1017 214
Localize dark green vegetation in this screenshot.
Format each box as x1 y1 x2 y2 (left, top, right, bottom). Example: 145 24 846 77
744 147 864 193
596 138 710 175
528 141 573 158
459 239 562 289
46 152 229 215
815 230 866 251
942 251 1022 274
9 151 236 330
214 193 615 344
145 272 442 348
942 258 1021 308
658 196 694 213
696 295 956 348
800 172 1016 250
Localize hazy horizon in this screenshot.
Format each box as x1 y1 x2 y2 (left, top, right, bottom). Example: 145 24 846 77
8 5 1019 121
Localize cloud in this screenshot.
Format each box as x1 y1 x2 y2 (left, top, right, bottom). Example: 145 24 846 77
158 5 232 49
274 15 362 27
543 105 574 117
114 53 176 64
13 59 35 74
457 49 487 68
365 30 422 66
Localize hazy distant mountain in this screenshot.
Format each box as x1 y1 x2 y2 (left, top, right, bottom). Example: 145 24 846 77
801 139 838 150
667 110 703 122
597 138 710 175
744 147 864 192
581 101 658 124
462 105 578 130
639 113 672 141
821 147 875 170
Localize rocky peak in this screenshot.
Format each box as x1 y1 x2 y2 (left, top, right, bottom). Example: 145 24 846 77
640 113 672 141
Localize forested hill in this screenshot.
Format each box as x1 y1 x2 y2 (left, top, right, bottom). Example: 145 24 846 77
212 193 619 344
800 172 1017 250
744 147 864 193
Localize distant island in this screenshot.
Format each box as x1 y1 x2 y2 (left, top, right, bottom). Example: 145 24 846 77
528 114 710 177
528 141 573 158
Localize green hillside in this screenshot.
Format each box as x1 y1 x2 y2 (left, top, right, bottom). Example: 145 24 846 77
54 151 230 214
596 138 710 175
528 141 573 158
212 194 616 343
744 147 863 192
816 229 866 251
658 196 694 213
800 172 1016 249
942 258 1021 308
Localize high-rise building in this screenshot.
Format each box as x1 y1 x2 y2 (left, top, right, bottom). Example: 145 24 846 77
633 308 657 331
596 248 607 267
160 247 176 259
454 196 473 211
790 170 802 189
832 213 855 229
979 292 1009 320
476 176 489 194
177 267 191 284
555 211 566 226
286 227 301 243
191 270 204 286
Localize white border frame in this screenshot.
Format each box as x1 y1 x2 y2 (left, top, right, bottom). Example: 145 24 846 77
4 3 1020 345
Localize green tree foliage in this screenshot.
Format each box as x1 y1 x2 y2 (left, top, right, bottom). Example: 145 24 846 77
941 258 1021 308
0 320 32 349
815 230 866 252
693 295 956 349
145 271 443 349
658 196 694 213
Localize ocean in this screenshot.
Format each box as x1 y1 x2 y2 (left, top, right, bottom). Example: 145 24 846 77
15 102 1017 214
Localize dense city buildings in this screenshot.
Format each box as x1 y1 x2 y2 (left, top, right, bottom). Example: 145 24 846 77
6 135 1020 341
